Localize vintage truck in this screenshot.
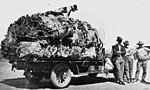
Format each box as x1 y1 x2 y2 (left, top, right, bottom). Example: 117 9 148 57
1 5 106 88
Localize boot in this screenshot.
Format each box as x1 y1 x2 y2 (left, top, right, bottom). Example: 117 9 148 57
125 78 130 83
130 78 134 83
134 78 140 82
141 79 147 83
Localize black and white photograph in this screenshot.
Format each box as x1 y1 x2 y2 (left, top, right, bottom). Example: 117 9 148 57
0 0 150 90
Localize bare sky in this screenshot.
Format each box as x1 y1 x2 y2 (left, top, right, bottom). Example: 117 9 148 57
0 0 150 49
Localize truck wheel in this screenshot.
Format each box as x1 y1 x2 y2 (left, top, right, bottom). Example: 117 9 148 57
25 71 43 84
51 63 71 88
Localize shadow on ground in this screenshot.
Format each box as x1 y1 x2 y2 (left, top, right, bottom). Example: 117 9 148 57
0 76 117 89
70 76 116 85
140 81 150 85
0 78 55 89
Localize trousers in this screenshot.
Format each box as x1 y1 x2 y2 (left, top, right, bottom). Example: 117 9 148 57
124 57 133 80
135 60 148 80
112 56 124 82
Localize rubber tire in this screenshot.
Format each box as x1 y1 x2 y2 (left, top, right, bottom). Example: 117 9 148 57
25 72 43 84
51 63 72 88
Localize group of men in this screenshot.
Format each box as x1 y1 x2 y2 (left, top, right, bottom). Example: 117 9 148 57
111 36 150 85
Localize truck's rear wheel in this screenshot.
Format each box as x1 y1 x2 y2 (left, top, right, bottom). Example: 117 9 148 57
51 63 71 88
25 71 43 84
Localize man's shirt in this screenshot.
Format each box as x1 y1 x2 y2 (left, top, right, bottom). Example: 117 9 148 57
125 48 136 60
136 47 150 60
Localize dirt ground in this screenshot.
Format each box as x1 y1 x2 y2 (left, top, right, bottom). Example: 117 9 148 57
0 58 150 90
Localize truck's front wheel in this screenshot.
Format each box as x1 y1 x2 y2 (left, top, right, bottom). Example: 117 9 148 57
25 71 43 84
51 63 72 88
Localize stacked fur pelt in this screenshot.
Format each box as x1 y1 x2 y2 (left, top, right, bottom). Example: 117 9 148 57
1 7 103 61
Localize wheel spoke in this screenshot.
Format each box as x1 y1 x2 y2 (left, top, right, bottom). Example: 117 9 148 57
51 64 71 88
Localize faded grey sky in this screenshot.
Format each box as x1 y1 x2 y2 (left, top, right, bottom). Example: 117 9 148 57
0 0 150 49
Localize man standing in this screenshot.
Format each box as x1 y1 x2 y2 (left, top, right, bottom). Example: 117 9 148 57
123 40 134 83
134 41 150 83
112 36 126 85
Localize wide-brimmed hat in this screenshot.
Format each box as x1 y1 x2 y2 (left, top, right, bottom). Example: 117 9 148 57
116 36 123 41
123 40 129 45
137 41 144 45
